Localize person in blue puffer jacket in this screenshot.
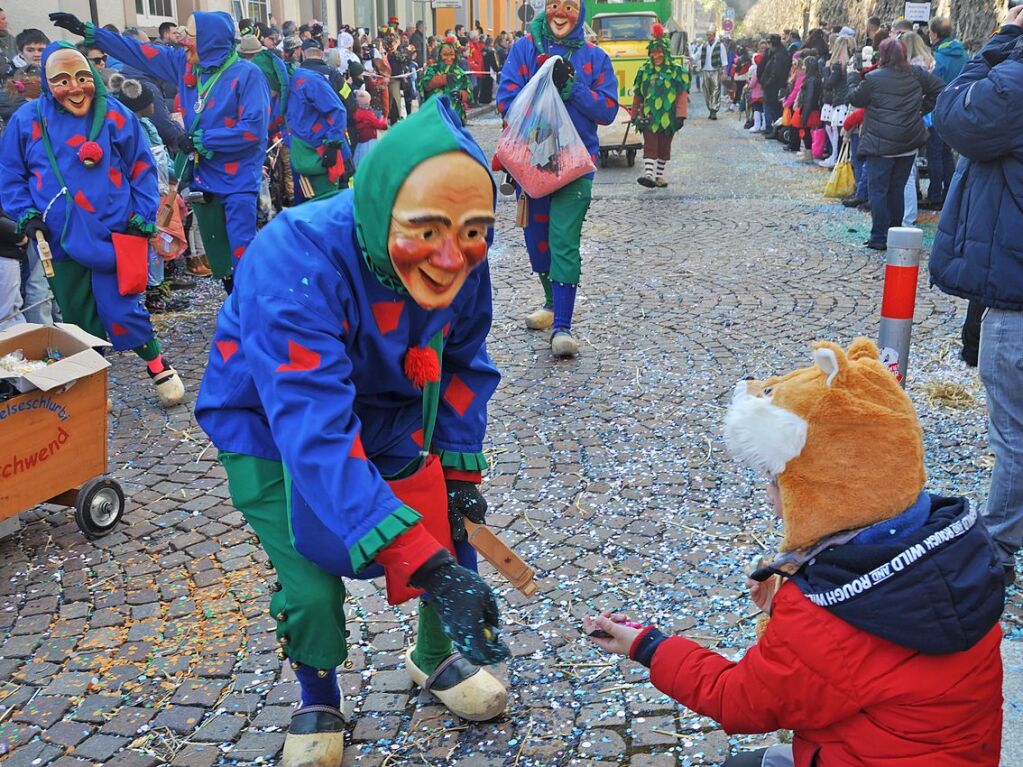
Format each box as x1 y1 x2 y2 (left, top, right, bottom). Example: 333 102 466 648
50 10 270 293
923 17 969 209
497 0 618 358
929 7 1023 587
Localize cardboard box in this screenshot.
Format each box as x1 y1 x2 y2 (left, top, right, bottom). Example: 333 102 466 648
0 324 111 521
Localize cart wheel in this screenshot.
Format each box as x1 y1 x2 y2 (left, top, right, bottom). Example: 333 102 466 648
599 150 608 168
626 150 636 167
75 478 125 539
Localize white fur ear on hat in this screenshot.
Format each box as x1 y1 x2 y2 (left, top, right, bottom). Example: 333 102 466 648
724 381 808 476
814 347 840 386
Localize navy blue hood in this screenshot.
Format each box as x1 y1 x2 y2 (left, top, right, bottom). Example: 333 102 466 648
790 494 1004 655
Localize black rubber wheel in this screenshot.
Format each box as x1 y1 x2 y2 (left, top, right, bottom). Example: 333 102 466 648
75 478 125 539
626 149 636 167
599 149 608 168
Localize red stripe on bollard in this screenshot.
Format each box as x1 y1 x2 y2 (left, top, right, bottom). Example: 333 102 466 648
880 264 919 321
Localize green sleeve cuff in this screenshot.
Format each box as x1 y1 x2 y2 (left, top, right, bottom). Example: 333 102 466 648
15 210 42 236
348 503 421 573
192 130 214 159
84 22 96 47
435 449 488 473
128 213 157 236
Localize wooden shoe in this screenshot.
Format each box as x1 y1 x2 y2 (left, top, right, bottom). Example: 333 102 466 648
149 367 185 408
637 175 656 188
282 705 345 767
551 329 579 358
525 306 554 330
186 255 212 277
405 646 507 722
654 177 668 188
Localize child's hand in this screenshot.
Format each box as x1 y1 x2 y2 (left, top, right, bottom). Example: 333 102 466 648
748 574 783 614
583 611 644 657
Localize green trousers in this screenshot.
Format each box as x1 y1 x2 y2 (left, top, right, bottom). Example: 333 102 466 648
220 452 452 671
525 177 592 286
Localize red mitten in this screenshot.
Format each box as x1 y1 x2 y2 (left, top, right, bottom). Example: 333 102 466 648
375 522 444 589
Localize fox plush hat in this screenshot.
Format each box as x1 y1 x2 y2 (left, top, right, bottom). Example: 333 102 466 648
724 338 926 552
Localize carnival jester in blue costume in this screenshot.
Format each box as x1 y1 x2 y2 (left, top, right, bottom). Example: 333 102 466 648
50 11 270 293
285 39 352 202
195 97 509 767
497 0 618 357
0 42 185 407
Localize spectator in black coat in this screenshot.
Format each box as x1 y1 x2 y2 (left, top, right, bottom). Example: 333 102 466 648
848 37 944 250
758 34 791 138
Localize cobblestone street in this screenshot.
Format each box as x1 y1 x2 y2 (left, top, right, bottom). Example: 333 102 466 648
1 96 1019 767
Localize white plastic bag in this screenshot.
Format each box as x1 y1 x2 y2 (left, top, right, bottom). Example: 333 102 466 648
495 56 595 198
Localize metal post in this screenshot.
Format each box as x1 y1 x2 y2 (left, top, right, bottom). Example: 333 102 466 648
878 226 923 387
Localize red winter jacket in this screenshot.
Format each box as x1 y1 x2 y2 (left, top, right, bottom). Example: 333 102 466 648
638 582 1003 766
353 107 389 143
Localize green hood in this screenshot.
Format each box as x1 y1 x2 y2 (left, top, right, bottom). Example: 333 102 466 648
353 95 495 291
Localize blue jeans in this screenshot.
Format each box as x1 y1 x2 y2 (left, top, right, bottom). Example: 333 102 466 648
763 90 781 132
926 127 955 204
979 308 1023 568
851 134 868 200
865 155 915 244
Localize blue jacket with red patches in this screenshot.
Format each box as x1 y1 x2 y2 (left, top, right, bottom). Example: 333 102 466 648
286 62 352 162
0 42 159 269
496 0 618 164
88 12 269 195
194 191 499 575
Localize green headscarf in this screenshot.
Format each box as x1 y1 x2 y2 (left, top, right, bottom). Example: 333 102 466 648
353 95 495 292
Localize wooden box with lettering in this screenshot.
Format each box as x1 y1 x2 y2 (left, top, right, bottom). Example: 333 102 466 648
0 323 111 521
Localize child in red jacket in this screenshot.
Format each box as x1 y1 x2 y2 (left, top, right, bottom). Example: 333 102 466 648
586 339 1004 767
352 89 389 169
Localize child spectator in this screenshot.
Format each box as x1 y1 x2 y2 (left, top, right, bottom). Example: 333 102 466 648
351 89 387 169
585 338 1004 767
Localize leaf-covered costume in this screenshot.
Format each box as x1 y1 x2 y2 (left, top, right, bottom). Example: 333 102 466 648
419 43 473 124
0 42 161 353
633 59 690 133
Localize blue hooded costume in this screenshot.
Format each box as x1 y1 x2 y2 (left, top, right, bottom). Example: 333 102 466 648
496 0 617 341
286 60 352 200
194 97 500 673
0 42 160 352
87 13 270 272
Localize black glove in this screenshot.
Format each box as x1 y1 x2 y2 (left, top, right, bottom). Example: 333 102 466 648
410 550 511 666
551 58 574 90
22 217 49 242
447 480 487 542
177 135 196 155
321 143 340 168
49 12 88 37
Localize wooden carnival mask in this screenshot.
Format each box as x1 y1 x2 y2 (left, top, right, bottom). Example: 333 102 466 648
546 0 580 39
387 152 494 310
45 48 95 117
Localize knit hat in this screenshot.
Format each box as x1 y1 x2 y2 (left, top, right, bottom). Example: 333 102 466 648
114 76 153 112
724 338 926 552
353 95 496 292
348 59 365 78
238 35 262 56
355 89 372 106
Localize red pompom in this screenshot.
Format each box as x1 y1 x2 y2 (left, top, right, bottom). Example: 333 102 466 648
183 71 197 88
404 346 441 389
446 36 457 45
78 141 103 167
651 23 665 39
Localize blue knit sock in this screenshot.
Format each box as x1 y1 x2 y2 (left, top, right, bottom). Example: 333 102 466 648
552 281 577 331
293 663 341 709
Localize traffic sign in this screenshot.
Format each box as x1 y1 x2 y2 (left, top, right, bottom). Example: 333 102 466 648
722 18 734 32
530 0 545 10
518 3 536 22
724 6 735 19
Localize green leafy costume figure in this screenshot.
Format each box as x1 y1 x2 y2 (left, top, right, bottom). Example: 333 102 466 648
631 23 690 188
419 39 474 124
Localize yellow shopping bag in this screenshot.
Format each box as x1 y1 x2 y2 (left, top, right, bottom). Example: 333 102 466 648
824 142 856 199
